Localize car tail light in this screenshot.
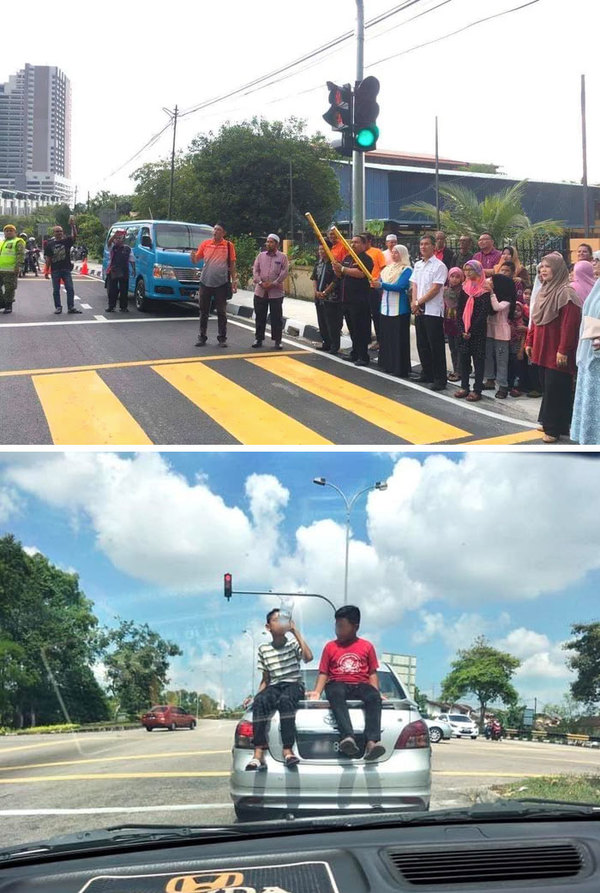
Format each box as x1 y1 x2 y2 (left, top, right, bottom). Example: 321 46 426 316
394 720 429 749
235 720 254 749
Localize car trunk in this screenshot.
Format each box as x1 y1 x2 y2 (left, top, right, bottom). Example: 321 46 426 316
265 699 418 764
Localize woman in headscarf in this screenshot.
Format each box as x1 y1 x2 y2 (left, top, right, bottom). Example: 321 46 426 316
571 278 600 444
525 253 583 443
571 260 595 306
375 244 413 377
453 260 493 402
494 245 530 287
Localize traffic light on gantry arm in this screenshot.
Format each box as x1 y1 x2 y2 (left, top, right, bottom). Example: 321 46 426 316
224 573 232 601
353 76 380 152
323 81 353 158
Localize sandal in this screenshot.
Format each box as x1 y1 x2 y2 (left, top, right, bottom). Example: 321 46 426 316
466 392 482 402
447 372 460 382
542 434 558 444
453 389 469 399
284 754 300 768
495 388 508 399
245 758 267 772
364 743 386 762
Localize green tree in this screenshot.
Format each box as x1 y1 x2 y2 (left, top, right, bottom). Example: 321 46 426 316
74 213 107 260
99 619 183 716
403 180 564 245
565 622 600 707
441 636 521 729
231 234 259 289
132 117 341 236
413 685 429 715
0 535 109 727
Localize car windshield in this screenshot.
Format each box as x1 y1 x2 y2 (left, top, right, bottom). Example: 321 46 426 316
2 451 595 858
154 223 213 250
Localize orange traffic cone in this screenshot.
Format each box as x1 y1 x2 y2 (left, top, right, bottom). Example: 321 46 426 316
80 259 89 275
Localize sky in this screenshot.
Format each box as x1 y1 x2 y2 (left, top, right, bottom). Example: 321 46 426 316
1 450 598 712
1 0 599 201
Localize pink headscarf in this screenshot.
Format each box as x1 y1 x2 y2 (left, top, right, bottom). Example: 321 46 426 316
448 266 465 282
462 260 489 334
572 260 595 305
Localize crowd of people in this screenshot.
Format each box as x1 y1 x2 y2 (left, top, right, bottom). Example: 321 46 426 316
304 228 600 444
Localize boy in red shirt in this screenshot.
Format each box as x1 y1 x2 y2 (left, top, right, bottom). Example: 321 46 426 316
309 605 385 761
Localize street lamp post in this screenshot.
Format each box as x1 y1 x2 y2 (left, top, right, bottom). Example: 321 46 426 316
312 477 388 605
210 653 232 711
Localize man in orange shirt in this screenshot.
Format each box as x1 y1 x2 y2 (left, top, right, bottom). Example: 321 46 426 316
191 222 237 347
363 232 386 349
327 226 348 264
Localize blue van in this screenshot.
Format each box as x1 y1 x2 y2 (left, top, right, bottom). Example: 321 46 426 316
102 220 213 311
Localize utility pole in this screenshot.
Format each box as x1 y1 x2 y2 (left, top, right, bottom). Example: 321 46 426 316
164 104 179 221
435 116 440 231
289 159 294 243
352 0 365 235
581 75 590 237
73 185 78 212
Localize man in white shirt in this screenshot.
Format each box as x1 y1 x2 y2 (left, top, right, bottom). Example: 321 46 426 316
383 233 398 266
410 234 448 390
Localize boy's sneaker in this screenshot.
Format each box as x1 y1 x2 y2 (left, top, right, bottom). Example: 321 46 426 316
339 736 360 757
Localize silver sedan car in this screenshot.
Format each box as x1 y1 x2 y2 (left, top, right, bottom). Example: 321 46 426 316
424 717 452 743
230 665 431 821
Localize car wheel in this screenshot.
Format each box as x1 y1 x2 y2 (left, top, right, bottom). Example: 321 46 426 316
146 726 153 732
189 720 196 730
471 735 478 739
134 278 152 312
428 726 443 744
168 722 176 731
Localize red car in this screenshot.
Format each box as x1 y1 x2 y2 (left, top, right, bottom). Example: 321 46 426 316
141 705 197 732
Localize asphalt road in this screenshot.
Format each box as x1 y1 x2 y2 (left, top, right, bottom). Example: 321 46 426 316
1 725 598 849
0 274 544 446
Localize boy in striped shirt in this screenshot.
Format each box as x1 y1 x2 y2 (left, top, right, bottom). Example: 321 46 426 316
246 609 313 771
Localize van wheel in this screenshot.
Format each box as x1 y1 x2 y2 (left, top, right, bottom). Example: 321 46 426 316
134 278 152 312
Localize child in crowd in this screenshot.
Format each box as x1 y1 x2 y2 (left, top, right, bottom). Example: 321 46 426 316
444 267 464 381
508 301 529 396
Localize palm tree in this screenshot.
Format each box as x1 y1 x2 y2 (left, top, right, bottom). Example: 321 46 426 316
403 180 564 246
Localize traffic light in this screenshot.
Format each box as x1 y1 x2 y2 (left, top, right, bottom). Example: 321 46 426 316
353 76 380 152
323 81 353 157
224 572 232 601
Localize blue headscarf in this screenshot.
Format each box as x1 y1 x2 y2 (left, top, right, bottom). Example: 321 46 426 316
576 277 600 370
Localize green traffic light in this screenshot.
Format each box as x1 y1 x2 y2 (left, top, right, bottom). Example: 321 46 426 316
355 125 379 149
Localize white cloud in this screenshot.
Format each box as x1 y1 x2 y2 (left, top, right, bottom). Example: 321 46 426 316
413 610 511 646
2 453 599 636
22 545 41 557
0 487 19 523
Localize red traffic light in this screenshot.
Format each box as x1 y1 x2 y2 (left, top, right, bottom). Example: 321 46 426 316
224 573 233 600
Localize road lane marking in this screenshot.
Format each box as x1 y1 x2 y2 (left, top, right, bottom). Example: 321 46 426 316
154 362 332 446
0 772 230 784
81 304 92 310
0 749 231 773
33 371 153 445
467 430 543 445
0 740 84 755
0 351 305 378
248 355 470 444
0 804 232 816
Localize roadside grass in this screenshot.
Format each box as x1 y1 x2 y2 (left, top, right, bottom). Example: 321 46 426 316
494 775 600 804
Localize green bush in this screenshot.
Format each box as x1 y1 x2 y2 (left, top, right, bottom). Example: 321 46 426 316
231 234 259 290
15 723 81 735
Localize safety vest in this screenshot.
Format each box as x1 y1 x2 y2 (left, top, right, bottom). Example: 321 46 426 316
0 238 24 271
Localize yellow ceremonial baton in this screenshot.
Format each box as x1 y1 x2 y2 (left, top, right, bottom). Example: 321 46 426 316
304 212 335 265
331 226 374 282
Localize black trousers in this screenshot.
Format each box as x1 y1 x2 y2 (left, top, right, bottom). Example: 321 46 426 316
107 275 128 310
252 681 304 749
538 366 575 437
254 295 283 343
415 314 447 385
317 301 344 353
199 283 228 340
459 334 486 394
325 681 382 743
346 299 371 362
369 288 382 341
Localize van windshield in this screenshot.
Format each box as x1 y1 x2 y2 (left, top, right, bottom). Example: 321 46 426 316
154 224 213 251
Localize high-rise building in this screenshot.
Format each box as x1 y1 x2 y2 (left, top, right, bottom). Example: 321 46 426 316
0 63 72 204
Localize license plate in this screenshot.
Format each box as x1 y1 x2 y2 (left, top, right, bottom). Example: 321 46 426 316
297 733 365 760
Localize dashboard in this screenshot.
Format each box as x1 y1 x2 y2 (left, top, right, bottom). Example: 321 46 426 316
0 817 598 893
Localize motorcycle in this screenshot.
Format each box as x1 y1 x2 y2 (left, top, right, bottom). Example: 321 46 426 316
21 248 41 277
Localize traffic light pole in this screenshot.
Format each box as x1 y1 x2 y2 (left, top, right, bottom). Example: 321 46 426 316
352 0 365 235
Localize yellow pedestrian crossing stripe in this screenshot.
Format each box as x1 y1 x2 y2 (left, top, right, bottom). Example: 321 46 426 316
153 361 332 446
248 355 470 444
4 354 535 446
33 371 153 446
